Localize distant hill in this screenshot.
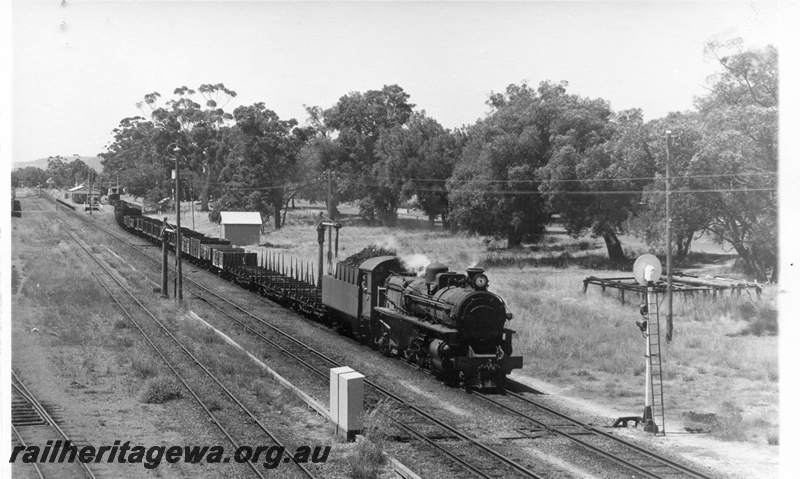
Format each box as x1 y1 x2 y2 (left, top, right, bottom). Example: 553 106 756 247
13 156 104 172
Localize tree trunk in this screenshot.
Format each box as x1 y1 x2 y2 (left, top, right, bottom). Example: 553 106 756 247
427 213 436 230
200 168 212 212
507 231 522 249
675 231 692 262
602 230 626 264
273 203 282 230
770 261 778 283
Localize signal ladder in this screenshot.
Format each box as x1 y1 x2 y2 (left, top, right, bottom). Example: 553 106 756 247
645 290 666 435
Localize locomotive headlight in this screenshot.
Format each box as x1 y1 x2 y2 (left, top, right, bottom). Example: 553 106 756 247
474 274 488 289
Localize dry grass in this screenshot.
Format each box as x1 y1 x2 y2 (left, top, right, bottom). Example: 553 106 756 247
148 204 779 444
347 401 391 479
139 375 184 404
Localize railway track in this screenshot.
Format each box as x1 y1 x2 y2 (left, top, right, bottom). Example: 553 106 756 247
40 195 546 478
11 371 96 479
38 193 721 479
470 388 716 479
29 198 318 478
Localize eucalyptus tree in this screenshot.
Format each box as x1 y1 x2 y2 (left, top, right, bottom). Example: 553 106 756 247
99 116 170 201
47 155 96 189
217 103 311 229
374 112 462 228
692 40 778 281
11 166 48 188
139 84 237 211
308 84 415 225
449 81 612 248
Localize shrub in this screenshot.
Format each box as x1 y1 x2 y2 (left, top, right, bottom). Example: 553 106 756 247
131 356 160 379
139 376 183 404
347 440 385 479
347 402 390 478
767 430 779 446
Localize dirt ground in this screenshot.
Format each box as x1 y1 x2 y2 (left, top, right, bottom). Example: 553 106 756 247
511 373 779 479
8 192 784 478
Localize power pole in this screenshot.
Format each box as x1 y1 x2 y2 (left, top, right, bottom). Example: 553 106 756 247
88 172 92 216
327 170 334 220
173 153 183 302
161 217 169 299
665 131 675 342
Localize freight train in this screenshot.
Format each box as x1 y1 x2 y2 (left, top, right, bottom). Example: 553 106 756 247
114 200 522 388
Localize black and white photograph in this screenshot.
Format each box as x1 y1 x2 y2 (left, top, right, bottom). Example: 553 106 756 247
3 1 796 478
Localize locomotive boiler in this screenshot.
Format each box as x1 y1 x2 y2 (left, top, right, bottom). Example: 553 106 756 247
375 263 521 388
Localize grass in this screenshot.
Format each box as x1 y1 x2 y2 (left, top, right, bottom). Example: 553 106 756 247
347 402 390 479
143 203 780 445
138 375 184 404
131 356 161 379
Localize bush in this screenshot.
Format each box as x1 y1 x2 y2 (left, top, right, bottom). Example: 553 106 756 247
131 356 160 379
347 402 390 478
347 440 385 479
139 376 183 404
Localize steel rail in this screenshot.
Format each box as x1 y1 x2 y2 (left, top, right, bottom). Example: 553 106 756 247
471 389 666 479
151 254 542 478
191 289 498 479
68 205 543 479
502 389 715 479
61 226 313 479
11 425 45 479
48 218 271 479
47 205 314 479
11 371 97 479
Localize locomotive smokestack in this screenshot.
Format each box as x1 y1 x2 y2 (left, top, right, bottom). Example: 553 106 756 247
425 263 449 283
466 267 484 280
466 267 489 290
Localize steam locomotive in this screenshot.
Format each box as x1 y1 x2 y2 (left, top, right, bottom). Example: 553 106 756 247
113 199 522 388
324 259 521 388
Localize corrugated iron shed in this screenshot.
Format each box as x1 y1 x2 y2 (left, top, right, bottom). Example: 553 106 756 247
219 211 262 225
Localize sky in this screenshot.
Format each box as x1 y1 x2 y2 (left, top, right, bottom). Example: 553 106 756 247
6 0 791 164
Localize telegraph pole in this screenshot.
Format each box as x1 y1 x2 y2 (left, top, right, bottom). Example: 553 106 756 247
161 217 169 299
327 170 334 220
665 131 674 342
173 150 183 302
88 171 92 216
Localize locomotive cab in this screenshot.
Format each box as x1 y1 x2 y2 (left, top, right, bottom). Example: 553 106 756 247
376 263 522 388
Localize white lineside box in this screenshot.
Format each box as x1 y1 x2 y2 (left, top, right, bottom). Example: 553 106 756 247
329 367 354 435
338 371 365 440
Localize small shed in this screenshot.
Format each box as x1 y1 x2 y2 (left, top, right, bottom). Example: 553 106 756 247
218 211 263 246
68 184 102 204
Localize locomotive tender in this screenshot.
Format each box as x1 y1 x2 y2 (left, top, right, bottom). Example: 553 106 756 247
114 199 522 388
324 259 521 388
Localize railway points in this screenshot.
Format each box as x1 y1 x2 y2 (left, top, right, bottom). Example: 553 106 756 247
28 191 729 479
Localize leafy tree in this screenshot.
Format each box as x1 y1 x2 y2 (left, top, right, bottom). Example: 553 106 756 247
315 84 415 224
374 112 462 228
46 155 96 188
536 95 626 261
217 103 309 229
694 40 778 281
142 84 237 211
11 166 48 188
100 117 171 198
624 112 714 262
450 81 609 247
296 135 347 216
